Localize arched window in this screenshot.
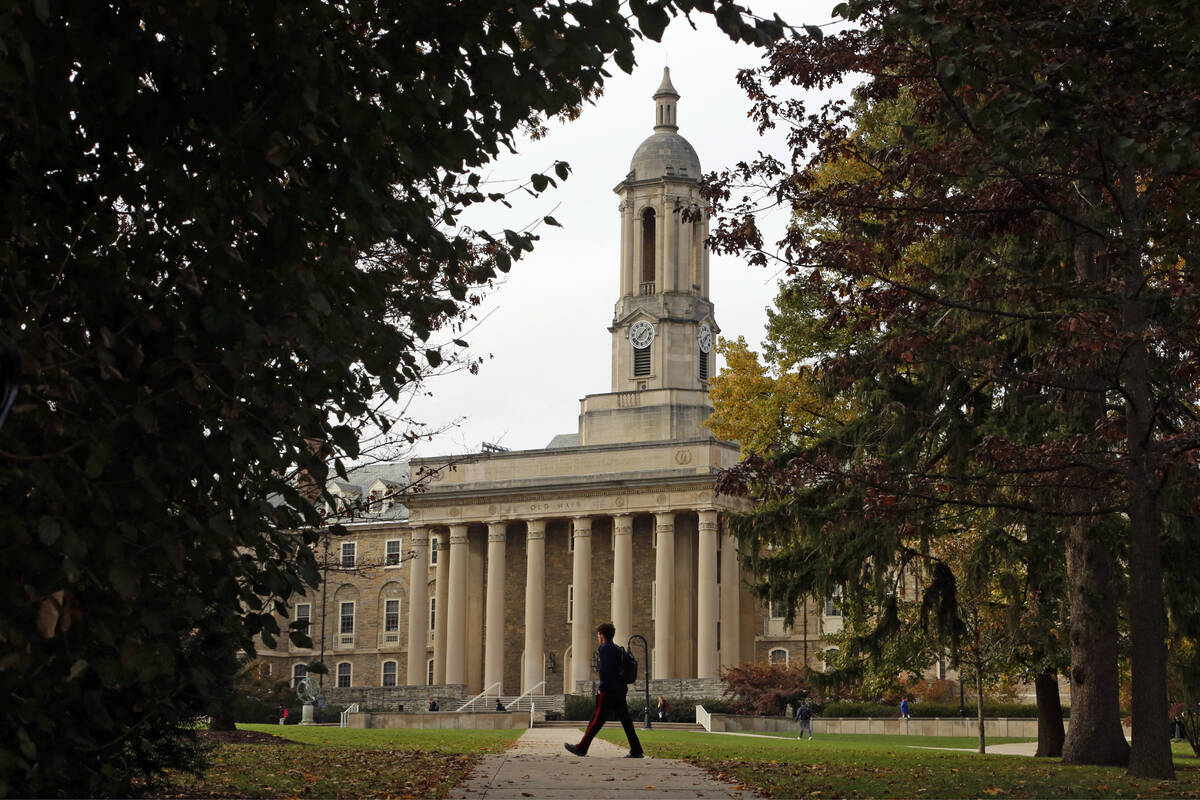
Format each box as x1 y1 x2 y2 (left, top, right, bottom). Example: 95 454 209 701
769 648 789 665
337 661 352 688
292 663 307 687
641 208 656 290
381 660 397 687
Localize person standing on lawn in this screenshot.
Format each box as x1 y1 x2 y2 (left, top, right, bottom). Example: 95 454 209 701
564 622 644 758
795 701 813 740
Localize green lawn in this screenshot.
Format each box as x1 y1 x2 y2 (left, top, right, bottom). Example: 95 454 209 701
238 723 519 752
147 726 521 799
597 729 1200 798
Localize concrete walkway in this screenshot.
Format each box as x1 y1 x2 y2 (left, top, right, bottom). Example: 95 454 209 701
450 727 761 799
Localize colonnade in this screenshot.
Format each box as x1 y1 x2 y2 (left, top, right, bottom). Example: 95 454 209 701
405 510 741 693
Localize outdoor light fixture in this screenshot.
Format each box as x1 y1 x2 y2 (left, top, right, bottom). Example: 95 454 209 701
545 652 556 672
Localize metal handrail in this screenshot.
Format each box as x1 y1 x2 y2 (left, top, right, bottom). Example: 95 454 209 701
504 681 546 710
340 702 359 728
455 682 501 712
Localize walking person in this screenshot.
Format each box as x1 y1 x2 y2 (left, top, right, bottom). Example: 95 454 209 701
900 697 910 720
795 701 813 740
564 622 645 758
657 696 669 721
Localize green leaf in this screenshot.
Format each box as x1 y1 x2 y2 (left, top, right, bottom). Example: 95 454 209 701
38 516 61 546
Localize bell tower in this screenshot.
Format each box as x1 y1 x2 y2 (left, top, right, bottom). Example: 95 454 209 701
610 67 716 393
577 69 720 446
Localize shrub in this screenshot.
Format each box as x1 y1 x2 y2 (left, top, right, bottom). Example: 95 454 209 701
721 662 817 715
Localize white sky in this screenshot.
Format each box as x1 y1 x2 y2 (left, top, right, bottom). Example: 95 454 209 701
405 2 854 458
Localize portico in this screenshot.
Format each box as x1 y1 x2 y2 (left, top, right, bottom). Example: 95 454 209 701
405 436 751 694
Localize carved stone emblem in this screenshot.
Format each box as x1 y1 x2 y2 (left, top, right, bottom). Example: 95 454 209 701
674 449 693 465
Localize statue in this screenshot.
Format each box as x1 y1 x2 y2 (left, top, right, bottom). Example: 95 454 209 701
296 676 320 726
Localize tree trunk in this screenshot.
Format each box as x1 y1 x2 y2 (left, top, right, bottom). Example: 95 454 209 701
1061 520 1130 765
1060 208 1130 767
976 666 986 754
1120 246 1174 779
1034 668 1065 757
208 707 236 731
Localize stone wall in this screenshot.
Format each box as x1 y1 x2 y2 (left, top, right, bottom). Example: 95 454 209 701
701 714 1127 740
320 684 466 711
574 676 724 700
348 710 526 730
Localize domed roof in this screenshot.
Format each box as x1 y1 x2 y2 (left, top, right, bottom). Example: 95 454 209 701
629 131 701 181
626 68 701 182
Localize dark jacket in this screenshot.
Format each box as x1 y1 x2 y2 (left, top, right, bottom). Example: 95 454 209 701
596 639 626 695
795 705 812 722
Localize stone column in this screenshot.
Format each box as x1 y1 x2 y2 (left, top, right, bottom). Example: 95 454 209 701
611 514 634 645
445 523 470 687
523 519 547 693
663 196 676 292
653 511 675 679
570 516 593 690
620 202 633 297
697 510 720 678
719 527 741 668
406 527 429 685
484 521 507 694
433 533 449 684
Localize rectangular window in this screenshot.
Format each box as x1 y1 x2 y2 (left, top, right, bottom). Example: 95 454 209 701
340 601 355 635
651 580 656 619
716 549 722 585
937 656 947 680
293 664 307 687
698 351 709 382
341 541 356 568
633 346 651 377
429 597 436 632
567 585 574 623
382 661 397 687
568 528 575 553
825 586 843 617
337 662 351 688
384 599 400 632
430 537 439 566
385 539 402 566
770 599 786 619
427 659 435 685
295 603 311 634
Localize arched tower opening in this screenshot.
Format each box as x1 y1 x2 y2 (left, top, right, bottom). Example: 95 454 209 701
641 208 656 292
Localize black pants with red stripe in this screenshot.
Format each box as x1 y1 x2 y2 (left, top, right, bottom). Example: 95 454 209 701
575 690 643 755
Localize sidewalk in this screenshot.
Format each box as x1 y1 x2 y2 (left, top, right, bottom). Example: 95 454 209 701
450 726 761 799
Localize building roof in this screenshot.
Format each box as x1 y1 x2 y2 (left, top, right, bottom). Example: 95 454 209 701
629 67 701 181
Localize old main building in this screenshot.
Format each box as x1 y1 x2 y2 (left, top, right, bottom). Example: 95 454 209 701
258 71 842 704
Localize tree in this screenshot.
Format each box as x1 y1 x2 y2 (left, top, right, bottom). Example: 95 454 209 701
0 2 798 794
707 0 1200 779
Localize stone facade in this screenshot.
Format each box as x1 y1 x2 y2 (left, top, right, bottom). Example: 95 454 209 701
256 69 844 705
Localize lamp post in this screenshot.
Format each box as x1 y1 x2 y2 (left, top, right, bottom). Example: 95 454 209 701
628 634 651 729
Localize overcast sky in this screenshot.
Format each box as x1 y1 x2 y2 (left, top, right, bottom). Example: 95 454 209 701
402 2 855 458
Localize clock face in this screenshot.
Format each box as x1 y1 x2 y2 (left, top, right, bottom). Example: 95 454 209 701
629 320 655 349
698 323 713 354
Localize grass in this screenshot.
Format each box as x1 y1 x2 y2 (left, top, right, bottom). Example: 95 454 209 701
596 729 1200 798
238 724 519 752
148 725 521 799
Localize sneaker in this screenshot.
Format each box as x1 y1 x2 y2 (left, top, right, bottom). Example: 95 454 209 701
563 743 586 757
625 751 645 758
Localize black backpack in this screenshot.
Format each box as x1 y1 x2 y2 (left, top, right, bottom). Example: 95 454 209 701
619 646 638 684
